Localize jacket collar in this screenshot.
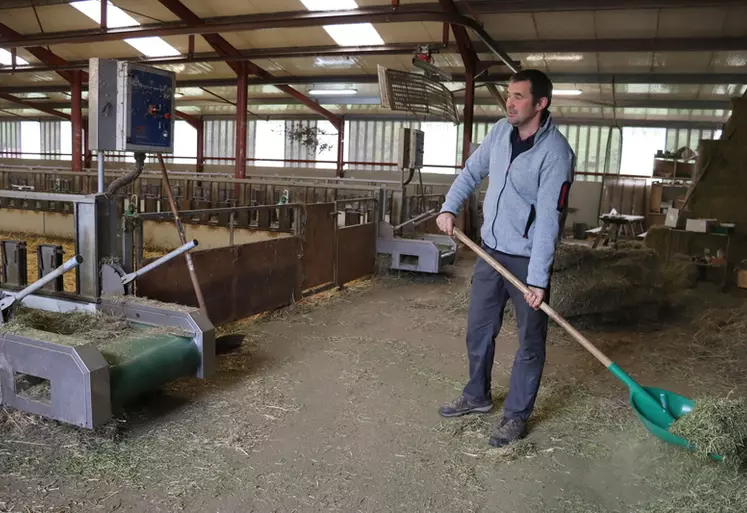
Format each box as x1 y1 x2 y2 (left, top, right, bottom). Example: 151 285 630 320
507 110 554 144
533 110 554 144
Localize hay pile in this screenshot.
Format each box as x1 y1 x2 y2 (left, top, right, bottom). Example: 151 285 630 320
444 241 693 323
548 243 665 321
660 255 699 291
670 395 747 467
1 307 193 352
4 308 133 342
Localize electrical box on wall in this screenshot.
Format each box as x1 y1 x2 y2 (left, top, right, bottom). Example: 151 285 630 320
88 58 176 153
397 127 425 169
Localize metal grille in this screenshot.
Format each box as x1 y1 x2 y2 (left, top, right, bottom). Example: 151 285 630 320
204 118 256 166
40 121 61 160
347 119 420 171
0 121 21 157
665 127 720 153
378 65 459 124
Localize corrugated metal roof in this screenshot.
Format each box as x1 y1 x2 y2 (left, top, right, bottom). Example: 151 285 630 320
0 2 743 122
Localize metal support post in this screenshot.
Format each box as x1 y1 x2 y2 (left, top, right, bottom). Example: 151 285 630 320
462 61 475 166
121 216 134 274
97 150 105 193
195 118 204 174
83 126 92 170
235 62 248 181
135 220 144 271
71 70 83 173
229 212 235 246
461 59 476 237
100 0 107 30
336 118 345 178
74 199 99 298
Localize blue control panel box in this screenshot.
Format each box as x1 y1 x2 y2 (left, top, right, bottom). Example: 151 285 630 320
89 58 176 153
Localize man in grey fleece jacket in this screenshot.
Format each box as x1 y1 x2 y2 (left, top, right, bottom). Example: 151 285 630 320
436 69 575 447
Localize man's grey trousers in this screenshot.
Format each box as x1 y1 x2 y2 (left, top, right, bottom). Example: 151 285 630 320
463 245 550 422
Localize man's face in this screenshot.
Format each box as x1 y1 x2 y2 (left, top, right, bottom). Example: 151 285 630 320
506 80 547 127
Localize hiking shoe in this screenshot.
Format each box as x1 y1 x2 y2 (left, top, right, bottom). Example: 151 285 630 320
489 418 527 447
438 394 493 418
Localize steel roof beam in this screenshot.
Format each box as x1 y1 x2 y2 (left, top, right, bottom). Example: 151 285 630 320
0 0 739 12
4 97 731 112
157 0 341 129
2 37 746 75
0 93 71 120
1 73 744 95
0 21 76 83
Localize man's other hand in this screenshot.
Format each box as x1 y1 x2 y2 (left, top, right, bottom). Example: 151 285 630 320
436 212 456 236
524 286 545 310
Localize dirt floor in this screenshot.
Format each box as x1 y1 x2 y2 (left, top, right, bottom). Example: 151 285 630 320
2 250 747 512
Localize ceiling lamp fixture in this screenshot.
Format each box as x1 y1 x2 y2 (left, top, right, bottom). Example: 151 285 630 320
554 89 583 96
308 89 358 96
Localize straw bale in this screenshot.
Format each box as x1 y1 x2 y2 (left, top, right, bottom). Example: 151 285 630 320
548 243 664 321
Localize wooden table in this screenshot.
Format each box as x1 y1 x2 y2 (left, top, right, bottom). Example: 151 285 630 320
591 214 646 248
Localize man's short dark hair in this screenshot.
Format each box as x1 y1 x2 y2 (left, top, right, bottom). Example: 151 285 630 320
509 69 553 110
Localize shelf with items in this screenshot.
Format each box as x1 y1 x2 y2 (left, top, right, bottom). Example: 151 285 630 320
653 151 696 180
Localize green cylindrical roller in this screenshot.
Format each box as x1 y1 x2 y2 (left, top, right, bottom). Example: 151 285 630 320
98 330 201 406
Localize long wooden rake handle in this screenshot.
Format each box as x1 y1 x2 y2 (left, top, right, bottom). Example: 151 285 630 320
452 228 613 368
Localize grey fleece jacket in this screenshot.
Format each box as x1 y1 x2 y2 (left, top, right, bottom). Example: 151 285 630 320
441 114 575 289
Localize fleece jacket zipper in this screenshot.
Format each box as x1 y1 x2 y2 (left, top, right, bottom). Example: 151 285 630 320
490 162 512 246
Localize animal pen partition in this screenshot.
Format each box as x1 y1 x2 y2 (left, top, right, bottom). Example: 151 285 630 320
134 199 379 326
0 161 413 326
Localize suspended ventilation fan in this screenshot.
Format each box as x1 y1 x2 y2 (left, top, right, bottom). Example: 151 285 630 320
377 64 460 124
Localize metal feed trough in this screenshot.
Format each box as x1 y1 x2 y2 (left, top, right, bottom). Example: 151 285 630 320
376 214 457 274
0 189 215 429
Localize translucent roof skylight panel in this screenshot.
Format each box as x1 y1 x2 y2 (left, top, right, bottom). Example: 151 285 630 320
299 0 385 46
299 0 357 10
70 1 181 57
124 37 181 57
323 24 385 46
71 1 138 28
0 50 29 66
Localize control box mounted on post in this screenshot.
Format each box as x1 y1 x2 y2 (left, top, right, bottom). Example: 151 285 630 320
397 127 425 170
88 58 176 153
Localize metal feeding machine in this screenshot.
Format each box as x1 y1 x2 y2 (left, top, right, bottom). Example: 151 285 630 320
375 127 457 274
0 60 215 429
